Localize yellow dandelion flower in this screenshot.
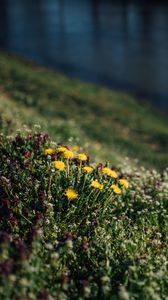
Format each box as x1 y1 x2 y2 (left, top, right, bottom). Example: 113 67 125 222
91 180 104 190
62 150 74 159
65 188 78 200
118 179 129 189
110 184 121 195
72 144 79 151
53 160 65 171
43 148 55 155
101 167 118 178
57 146 68 153
82 166 93 174
77 153 87 161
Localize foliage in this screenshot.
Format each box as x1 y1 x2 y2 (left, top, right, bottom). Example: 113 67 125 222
0 132 168 299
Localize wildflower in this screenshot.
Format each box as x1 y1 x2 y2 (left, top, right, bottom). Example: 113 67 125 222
57 146 68 153
82 166 93 174
0 258 14 275
64 232 74 241
51 153 58 161
80 280 91 298
0 231 10 244
62 150 74 159
66 239 73 249
118 286 130 300
118 179 129 189
91 180 104 190
8 215 18 227
53 160 65 171
101 276 110 284
65 188 78 200
38 289 51 300
77 153 87 161
20 278 29 287
110 184 121 194
43 148 55 155
72 144 79 151
101 167 118 178
81 239 89 250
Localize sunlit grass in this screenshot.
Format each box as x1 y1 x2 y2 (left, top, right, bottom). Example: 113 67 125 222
0 52 168 169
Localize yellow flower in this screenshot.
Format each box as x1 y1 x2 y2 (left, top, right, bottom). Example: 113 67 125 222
53 160 65 171
72 144 79 151
77 153 87 161
118 179 129 189
101 167 118 178
57 146 68 153
65 188 78 200
82 166 93 174
91 180 104 190
62 150 74 159
110 184 121 194
43 148 55 155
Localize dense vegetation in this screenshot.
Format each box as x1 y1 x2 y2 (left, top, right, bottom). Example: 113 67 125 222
0 132 168 300
0 52 168 299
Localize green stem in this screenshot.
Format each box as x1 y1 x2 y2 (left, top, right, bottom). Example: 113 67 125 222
66 159 70 177
77 161 82 181
48 174 52 195
81 175 87 193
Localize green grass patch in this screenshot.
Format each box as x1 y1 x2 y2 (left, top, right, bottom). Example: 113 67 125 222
0 52 168 170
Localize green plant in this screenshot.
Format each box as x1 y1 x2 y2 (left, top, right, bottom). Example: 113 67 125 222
0 132 168 299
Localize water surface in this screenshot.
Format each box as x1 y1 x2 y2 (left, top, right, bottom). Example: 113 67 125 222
0 0 168 109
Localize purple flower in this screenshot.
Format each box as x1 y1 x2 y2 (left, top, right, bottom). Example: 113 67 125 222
8 215 18 227
13 238 27 261
38 289 50 300
0 258 13 275
0 231 10 243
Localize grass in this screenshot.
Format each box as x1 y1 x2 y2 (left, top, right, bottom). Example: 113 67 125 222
0 92 120 165
0 52 168 170
0 52 168 299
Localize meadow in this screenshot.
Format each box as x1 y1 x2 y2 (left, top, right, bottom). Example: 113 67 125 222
0 52 168 300
0 52 168 169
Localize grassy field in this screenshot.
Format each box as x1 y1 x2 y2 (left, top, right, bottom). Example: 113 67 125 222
0 52 168 170
0 52 168 300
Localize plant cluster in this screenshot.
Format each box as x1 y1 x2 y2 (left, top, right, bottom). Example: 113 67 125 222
0 132 168 300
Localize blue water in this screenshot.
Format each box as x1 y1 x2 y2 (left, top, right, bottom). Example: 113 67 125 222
0 0 168 109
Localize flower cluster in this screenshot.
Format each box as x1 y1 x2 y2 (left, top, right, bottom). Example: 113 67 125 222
43 146 129 201
0 132 168 300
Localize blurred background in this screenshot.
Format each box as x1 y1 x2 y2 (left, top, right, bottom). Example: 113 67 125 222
0 0 168 110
